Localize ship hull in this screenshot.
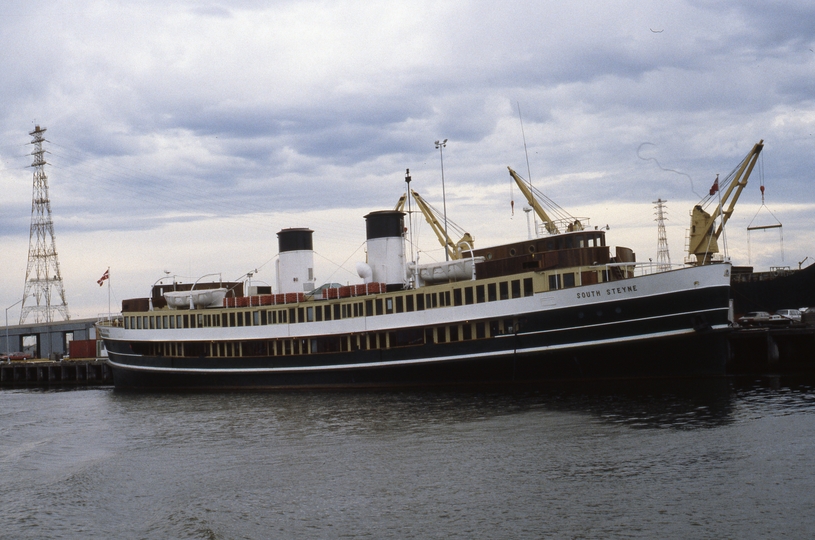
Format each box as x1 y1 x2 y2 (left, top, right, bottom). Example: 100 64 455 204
103 265 732 390
108 331 728 390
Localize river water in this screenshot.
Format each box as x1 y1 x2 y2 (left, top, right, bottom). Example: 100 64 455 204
1 378 814 539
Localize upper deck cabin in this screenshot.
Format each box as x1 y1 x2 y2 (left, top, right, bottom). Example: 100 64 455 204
470 229 634 281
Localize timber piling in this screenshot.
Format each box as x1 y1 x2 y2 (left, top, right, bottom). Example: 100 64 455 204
0 359 113 387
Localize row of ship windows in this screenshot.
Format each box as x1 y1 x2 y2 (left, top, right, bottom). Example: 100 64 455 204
129 318 520 358
125 278 535 330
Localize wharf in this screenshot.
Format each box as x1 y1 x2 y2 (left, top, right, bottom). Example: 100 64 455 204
0 359 113 387
728 324 815 375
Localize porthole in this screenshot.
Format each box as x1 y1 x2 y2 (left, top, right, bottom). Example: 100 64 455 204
486 252 493 260
509 248 516 256
528 245 535 253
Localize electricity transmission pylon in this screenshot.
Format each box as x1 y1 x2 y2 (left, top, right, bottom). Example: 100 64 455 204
19 125 70 324
654 198 671 272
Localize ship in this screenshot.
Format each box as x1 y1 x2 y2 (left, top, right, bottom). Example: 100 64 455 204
730 263 815 314
97 168 733 390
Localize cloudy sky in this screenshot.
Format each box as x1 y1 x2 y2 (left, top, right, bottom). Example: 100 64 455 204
1 0 814 320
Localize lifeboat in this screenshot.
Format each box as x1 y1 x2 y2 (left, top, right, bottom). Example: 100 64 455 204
164 288 227 309
410 257 484 284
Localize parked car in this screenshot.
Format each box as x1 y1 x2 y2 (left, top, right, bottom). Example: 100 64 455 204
774 309 802 322
737 311 771 325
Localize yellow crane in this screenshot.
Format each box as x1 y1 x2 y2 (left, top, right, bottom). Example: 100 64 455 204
395 190 474 260
687 140 764 266
507 167 587 235
508 167 560 234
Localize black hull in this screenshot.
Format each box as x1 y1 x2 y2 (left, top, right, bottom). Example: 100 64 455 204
108 330 730 391
731 263 815 314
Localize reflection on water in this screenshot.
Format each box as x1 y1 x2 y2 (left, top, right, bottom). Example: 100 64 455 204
1 376 814 539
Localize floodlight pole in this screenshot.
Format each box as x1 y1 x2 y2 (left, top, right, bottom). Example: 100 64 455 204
434 138 449 261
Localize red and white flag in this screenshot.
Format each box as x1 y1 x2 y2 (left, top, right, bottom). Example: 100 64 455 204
709 175 719 196
97 269 110 286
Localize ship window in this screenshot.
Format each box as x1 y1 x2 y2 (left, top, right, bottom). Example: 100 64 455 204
314 306 321 322
149 317 155 329
197 314 204 327
306 307 314 322
443 291 451 306
565 237 573 249
260 311 267 325
499 282 509 300
463 324 472 340
563 273 576 288
333 304 341 320
376 299 383 315
437 327 447 343
450 325 459 342
237 312 244 327
176 315 183 329
464 287 473 305
509 248 516 256
394 328 423 347
524 278 533 297
324 305 331 321
395 296 403 313
416 294 424 311
505 318 515 333
288 308 295 323
406 295 414 312
488 283 497 302
549 274 561 290
229 313 236 327
490 320 500 336
354 302 362 317
253 311 260 325
476 322 486 339
183 315 190 329
365 299 373 316
280 310 287 323
379 332 387 348
425 328 434 344
386 298 394 314
136 317 142 329
453 289 462 306
476 285 485 303
511 280 521 299
342 304 350 318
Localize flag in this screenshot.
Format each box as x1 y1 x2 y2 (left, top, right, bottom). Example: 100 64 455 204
709 176 719 196
97 269 109 286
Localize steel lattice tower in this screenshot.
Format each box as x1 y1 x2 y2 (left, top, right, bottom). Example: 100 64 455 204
19 125 70 324
653 198 671 272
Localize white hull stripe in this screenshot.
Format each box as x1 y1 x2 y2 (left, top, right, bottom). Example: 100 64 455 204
108 324 729 374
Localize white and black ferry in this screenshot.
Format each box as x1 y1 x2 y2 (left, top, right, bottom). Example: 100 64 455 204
98 171 733 390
